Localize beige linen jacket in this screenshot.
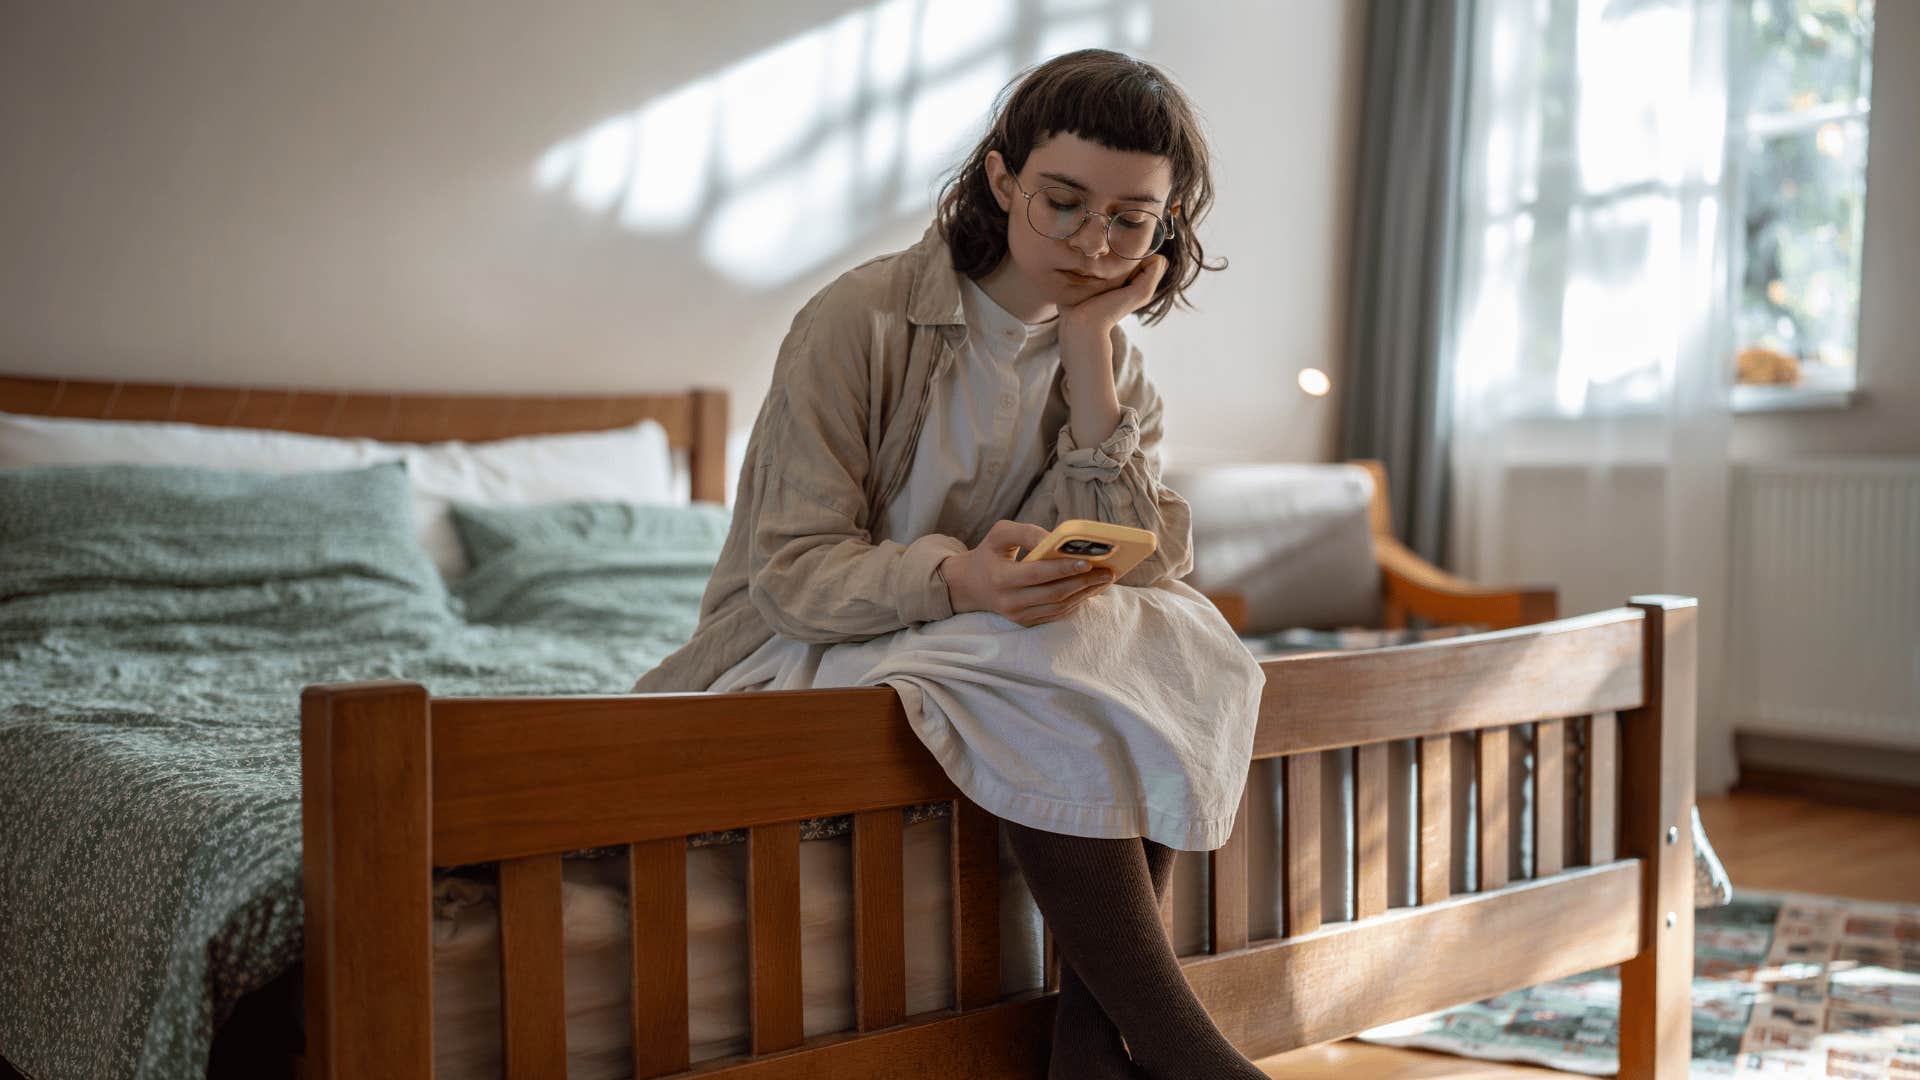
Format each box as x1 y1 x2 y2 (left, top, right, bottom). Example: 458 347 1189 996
632 225 1194 693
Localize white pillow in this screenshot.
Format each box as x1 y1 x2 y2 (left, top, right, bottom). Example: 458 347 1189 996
0 411 679 579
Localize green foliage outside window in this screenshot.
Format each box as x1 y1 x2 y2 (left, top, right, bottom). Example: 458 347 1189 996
1736 0 1873 390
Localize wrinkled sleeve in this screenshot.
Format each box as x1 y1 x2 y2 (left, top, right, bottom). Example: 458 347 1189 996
743 285 969 644
1012 328 1194 586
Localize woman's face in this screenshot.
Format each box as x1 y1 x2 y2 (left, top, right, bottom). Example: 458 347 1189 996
985 132 1175 311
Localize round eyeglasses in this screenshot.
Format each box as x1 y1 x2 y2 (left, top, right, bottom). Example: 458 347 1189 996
1007 174 1174 261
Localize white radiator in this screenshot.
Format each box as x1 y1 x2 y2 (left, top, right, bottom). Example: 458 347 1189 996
1727 461 1920 750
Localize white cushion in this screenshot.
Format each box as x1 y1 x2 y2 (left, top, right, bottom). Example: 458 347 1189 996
1163 462 1381 633
0 411 678 580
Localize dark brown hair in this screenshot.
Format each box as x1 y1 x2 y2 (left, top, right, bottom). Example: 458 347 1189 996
935 49 1224 325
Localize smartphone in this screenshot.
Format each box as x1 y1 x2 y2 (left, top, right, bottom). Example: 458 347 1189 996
1019 519 1157 580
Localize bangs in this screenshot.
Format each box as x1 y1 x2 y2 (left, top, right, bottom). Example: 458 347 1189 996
1021 75 1184 172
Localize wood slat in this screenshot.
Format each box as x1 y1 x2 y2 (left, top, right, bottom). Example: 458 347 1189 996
0 374 715 446
1509 722 1531 878
218 388 301 431
630 838 690 1078
1416 734 1451 904
0 374 61 413
1354 743 1390 919
498 854 567 1074
686 992 1055 1078
1208 788 1250 954
1181 861 1644 1061
430 689 955 864
1283 754 1321 937
29 376 116 417
691 387 730 504
1477 728 1511 891
1535 720 1567 877
851 809 906 1032
1588 711 1619 864
300 681 433 1080
951 798 1000 1011
1617 597 1698 1080
749 822 804 1055
1565 718 1586 866
1253 609 1645 758
1043 924 1061 993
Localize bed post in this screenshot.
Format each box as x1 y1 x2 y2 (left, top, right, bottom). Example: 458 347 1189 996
1617 597 1697 1079
689 387 729 505
301 681 434 1079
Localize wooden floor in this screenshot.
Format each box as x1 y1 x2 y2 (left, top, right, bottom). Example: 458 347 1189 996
1249 790 1920 1078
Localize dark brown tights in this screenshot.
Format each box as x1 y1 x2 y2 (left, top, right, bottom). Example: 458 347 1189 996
1040 835 1176 1079
1004 822 1268 1080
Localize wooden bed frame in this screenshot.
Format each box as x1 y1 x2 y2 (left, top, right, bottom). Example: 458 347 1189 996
0 375 733 504
2 376 1694 1079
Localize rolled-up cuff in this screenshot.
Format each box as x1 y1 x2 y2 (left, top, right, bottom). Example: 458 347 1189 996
1055 406 1142 481
892 532 971 625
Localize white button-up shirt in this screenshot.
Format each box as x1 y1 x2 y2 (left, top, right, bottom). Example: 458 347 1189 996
877 276 1063 548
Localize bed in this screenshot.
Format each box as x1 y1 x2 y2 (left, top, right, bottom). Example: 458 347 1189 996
0 375 1697 1080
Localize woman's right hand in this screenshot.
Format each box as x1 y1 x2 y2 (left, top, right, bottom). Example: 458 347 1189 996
938 520 1114 627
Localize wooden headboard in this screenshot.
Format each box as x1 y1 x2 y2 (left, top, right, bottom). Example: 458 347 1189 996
0 375 730 503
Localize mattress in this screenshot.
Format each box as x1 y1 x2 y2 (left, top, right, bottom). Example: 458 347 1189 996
424 737 1531 1077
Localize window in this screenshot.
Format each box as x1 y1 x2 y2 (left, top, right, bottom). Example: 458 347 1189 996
1732 0 1874 409
1452 0 1876 420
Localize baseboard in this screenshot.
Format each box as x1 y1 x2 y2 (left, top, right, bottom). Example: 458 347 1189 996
1734 765 1920 816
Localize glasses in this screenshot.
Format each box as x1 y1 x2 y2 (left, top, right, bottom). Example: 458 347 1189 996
1007 174 1174 261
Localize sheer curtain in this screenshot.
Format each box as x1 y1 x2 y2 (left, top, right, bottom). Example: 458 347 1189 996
1449 0 1739 793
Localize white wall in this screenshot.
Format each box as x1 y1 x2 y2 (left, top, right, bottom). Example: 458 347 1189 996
0 1 1364 479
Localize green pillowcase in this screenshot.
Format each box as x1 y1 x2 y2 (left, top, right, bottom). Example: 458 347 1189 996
450 500 730 633
0 461 455 648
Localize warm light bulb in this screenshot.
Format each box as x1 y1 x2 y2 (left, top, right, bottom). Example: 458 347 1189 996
1298 368 1332 397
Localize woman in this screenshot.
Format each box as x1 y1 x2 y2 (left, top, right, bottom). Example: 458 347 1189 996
636 49 1268 1079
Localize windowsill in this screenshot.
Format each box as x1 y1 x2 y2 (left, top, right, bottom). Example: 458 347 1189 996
1730 384 1859 414
1491 385 1861 423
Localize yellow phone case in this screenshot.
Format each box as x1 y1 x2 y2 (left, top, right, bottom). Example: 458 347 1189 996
1019 518 1157 579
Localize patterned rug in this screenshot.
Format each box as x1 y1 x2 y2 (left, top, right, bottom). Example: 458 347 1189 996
1357 890 1920 1077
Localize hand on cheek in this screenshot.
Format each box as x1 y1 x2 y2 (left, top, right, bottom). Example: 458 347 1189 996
1059 254 1168 341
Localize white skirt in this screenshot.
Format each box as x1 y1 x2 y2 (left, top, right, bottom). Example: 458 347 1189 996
708 579 1266 852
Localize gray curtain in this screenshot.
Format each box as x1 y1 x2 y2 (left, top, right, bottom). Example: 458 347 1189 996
1338 0 1474 566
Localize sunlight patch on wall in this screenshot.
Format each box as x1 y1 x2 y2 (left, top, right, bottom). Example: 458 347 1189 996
892 52 1016 218
532 0 1153 289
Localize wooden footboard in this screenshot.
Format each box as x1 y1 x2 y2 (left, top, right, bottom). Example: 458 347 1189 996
301 596 1697 1079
